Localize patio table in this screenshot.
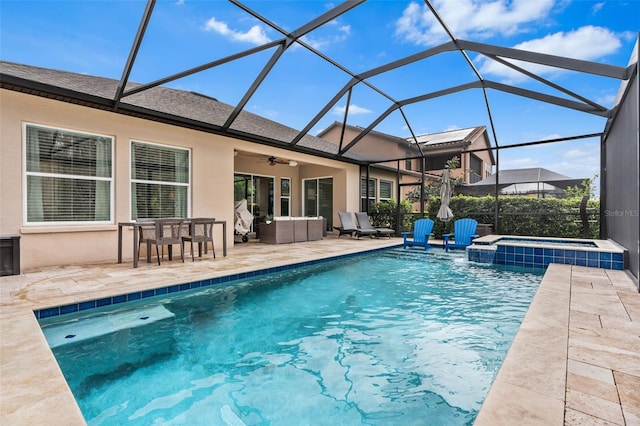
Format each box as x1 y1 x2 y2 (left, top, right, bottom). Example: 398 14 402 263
118 219 226 268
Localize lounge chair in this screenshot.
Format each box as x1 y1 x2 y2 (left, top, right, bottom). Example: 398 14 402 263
355 212 394 239
443 218 479 251
334 212 377 239
401 218 434 250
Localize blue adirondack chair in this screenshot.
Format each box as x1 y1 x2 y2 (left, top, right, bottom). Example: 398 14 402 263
402 218 434 250
443 218 479 251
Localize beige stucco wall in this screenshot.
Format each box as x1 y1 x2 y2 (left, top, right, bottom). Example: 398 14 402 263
319 124 413 162
468 136 494 178
0 89 359 271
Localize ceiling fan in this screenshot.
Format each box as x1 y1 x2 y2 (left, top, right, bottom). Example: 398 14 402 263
267 156 297 167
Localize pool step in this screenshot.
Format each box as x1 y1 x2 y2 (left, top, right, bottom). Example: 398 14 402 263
43 304 175 348
42 304 177 382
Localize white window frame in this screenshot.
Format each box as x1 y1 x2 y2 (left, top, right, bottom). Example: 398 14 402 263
280 177 291 216
302 176 333 219
130 140 191 220
22 122 114 226
360 177 376 210
379 179 393 202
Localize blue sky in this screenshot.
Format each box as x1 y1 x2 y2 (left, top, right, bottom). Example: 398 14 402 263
1 0 638 187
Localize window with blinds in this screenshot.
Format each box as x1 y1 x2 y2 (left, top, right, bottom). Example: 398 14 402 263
24 124 113 224
380 180 393 201
360 177 376 211
131 141 190 220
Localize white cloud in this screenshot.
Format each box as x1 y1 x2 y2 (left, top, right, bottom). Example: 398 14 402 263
395 0 555 46
591 2 605 15
477 26 622 82
203 17 271 45
563 149 585 158
300 23 351 51
596 92 617 108
541 133 561 141
502 142 599 181
331 104 372 115
501 156 537 169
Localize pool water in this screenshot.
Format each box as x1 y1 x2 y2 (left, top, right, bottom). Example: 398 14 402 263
40 249 543 425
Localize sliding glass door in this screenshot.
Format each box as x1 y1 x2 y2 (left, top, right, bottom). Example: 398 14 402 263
234 173 274 232
303 177 333 230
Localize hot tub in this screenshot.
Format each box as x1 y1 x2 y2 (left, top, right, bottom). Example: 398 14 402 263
468 235 627 270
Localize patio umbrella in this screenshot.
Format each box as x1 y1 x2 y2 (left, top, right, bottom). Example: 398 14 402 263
437 167 454 222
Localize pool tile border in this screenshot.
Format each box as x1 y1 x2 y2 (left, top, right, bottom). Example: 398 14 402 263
35 245 401 320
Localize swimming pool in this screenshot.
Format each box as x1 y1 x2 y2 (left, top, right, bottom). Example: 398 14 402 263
39 249 543 425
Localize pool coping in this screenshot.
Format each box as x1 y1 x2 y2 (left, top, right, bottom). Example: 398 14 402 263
1 237 638 425
475 263 639 425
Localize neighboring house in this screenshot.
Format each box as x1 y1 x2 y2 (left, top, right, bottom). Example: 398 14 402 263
410 126 495 184
458 167 585 198
317 122 495 210
0 61 366 271
316 122 422 211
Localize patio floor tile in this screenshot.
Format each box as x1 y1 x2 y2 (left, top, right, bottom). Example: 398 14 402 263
1 237 638 425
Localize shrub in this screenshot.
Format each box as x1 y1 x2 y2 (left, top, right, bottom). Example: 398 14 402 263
369 200 414 232
421 195 599 239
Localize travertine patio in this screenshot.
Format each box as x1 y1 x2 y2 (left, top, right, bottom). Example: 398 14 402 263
1 236 638 425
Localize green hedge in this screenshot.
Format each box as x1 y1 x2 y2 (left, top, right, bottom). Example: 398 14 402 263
368 200 414 232
370 196 600 239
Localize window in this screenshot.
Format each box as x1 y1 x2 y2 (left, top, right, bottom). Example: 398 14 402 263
24 124 113 224
426 154 460 171
280 178 291 216
468 154 482 183
360 177 376 211
131 141 190 219
405 152 413 171
380 180 393 202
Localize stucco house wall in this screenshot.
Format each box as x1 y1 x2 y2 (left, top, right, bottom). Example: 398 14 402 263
0 89 358 271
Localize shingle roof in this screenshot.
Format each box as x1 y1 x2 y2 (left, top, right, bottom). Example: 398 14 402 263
468 167 579 186
0 61 341 158
459 167 585 196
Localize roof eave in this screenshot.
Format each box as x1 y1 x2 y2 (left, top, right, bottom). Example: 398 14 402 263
1 75 366 166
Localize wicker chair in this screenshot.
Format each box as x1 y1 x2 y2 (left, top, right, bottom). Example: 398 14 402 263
136 218 157 264
148 219 185 265
182 218 216 261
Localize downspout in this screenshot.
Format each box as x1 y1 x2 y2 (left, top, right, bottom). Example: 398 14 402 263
494 149 499 232
421 157 426 217
600 113 608 239
396 160 401 234
366 165 371 213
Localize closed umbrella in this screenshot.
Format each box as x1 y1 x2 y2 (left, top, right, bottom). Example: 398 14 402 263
437 167 454 222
